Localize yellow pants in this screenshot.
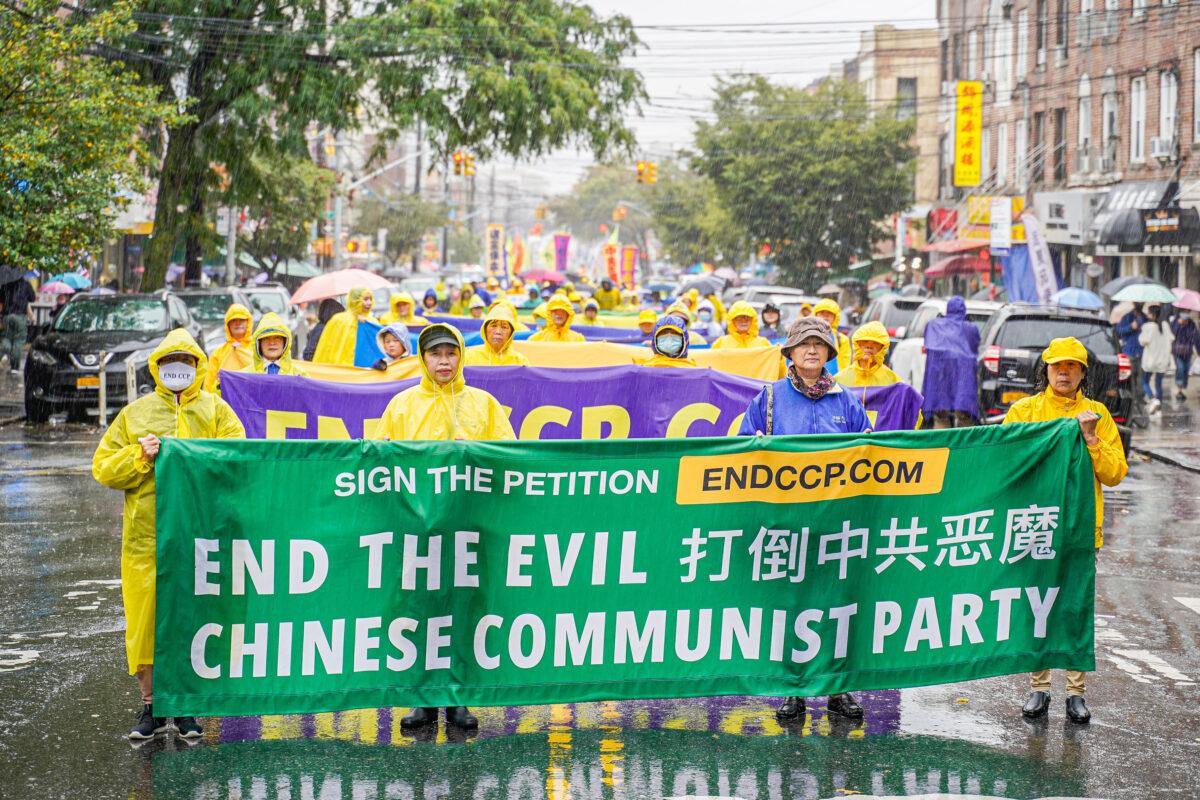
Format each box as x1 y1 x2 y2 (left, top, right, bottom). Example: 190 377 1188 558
1031 669 1086 696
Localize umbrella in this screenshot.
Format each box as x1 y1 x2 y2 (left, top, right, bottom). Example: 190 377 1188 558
837 276 867 287
49 272 92 289
713 267 740 285
519 269 565 285
1098 275 1166 297
1111 283 1178 304
678 275 724 296
1049 287 1103 310
816 283 840 295
40 281 76 295
1171 287 1200 312
898 283 930 297
645 282 675 293
1108 301 1134 324
88 287 116 295
0 264 26 285
289 268 392 305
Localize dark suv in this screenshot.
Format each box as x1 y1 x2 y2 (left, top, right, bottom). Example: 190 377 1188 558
24 292 204 423
977 304 1133 448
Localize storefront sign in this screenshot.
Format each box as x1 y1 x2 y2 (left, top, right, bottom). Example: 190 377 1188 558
953 82 983 187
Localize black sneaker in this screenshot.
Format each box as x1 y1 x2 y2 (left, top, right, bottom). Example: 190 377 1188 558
175 716 203 739
128 704 168 740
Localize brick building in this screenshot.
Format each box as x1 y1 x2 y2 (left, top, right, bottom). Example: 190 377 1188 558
936 0 1200 290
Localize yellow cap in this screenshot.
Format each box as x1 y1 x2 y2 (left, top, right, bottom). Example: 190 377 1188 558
852 320 891 347
638 309 658 325
1042 337 1089 366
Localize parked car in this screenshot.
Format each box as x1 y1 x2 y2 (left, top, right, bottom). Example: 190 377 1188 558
860 294 927 356
174 287 254 350
976 304 1133 451
742 286 814 307
242 282 306 356
24 292 205 423
892 299 1002 392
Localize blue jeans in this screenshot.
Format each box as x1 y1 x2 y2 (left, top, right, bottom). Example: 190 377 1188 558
1146 372 1165 401
1 314 27 367
1176 355 1193 390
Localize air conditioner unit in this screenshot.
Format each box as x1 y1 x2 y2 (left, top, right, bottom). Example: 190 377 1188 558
1150 136 1176 160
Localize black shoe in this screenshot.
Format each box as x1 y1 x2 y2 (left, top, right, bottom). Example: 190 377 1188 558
128 704 168 740
175 716 203 738
1022 690 1051 718
826 693 864 719
400 707 438 729
445 706 478 730
1065 695 1091 724
775 696 805 720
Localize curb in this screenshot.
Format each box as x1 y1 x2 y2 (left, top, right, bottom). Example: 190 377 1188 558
1132 447 1200 475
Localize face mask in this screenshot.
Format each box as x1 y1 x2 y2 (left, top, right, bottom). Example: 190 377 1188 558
159 363 196 392
698 310 713 321
656 333 684 357
536 317 547 329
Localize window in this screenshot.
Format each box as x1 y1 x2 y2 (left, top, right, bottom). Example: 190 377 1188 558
1130 76 1146 162
982 126 992 183
952 35 962 80
1053 107 1067 181
1102 89 1118 169
968 31 979 80
1031 111 1046 182
1078 76 1093 160
1016 118 1029 187
1036 0 1048 65
897 78 918 120
1055 0 1069 49
1132 0 1147 16
1159 71 1178 141
997 122 1009 185
1017 12 1029 78
995 19 1014 99
1195 50 1200 139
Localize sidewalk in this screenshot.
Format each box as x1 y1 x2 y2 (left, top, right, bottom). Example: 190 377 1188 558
1130 389 1200 473
0 366 22 422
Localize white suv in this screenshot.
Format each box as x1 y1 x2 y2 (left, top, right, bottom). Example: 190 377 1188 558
891 298 1001 392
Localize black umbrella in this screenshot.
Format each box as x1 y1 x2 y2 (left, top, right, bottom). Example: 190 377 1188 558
1098 275 1167 297
0 264 25 286
678 275 725 296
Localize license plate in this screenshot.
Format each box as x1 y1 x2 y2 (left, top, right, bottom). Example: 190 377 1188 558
1002 390 1029 404
76 375 100 389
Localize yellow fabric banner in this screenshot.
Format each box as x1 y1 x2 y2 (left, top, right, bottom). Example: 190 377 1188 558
953 81 983 187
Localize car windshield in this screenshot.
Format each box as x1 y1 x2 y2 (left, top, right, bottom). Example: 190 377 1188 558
879 300 922 329
996 317 1116 355
53 299 167 333
179 293 238 321
400 277 437 297
912 308 994 337
247 291 286 314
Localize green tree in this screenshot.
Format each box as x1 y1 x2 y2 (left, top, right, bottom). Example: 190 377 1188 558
352 193 448 268
0 1 178 269
447 226 482 265
100 0 645 288
693 76 915 288
648 163 748 267
548 164 652 248
235 153 336 277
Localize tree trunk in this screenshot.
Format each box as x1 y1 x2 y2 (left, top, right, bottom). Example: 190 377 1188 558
143 121 203 289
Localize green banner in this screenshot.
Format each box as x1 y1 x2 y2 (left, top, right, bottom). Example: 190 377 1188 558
154 420 1096 717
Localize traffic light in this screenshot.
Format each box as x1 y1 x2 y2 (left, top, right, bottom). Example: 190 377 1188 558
464 153 476 176
452 151 465 176
635 161 647 183
612 205 627 222
346 240 359 253
645 162 658 184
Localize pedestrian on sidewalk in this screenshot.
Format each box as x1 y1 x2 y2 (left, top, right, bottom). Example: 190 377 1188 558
1 276 36 374
1002 337 1128 724
1169 310 1200 400
1138 305 1173 414
1115 304 1150 400
92 329 245 740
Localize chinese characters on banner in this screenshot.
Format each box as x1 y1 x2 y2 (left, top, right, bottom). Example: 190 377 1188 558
603 243 620 284
485 224 505 280
954 81 983 187
553 233 571 273
620 245 638 289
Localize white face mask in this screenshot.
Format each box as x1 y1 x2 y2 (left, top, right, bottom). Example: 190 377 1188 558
159 363 196 392
698 310 713 321
656 333 685 357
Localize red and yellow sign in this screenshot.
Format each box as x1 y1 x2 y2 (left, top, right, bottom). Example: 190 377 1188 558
954 81 983 187
961 195 1027 243
620 245 638 289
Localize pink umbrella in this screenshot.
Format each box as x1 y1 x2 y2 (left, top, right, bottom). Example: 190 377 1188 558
520 270 565 284
1171 287 1200 312
40 281 76 295
290 268 391 305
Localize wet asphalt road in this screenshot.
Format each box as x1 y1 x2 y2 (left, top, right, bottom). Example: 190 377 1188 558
2 409 1199 800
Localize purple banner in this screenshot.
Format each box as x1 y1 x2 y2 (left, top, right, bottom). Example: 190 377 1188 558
220 366 763 440
844 382 923 432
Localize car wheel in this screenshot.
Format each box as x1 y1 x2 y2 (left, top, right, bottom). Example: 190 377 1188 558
24 386 51 424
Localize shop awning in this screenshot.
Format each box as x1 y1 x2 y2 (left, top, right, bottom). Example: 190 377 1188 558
1094 207 1144 249
921 238 988 254
925 254 991 278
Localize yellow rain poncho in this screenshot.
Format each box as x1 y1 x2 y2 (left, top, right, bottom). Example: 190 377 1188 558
529 294 586 342
244 312 307 376
594 283 621 311
581 298 604 326
312 287 379 366
203 304 254 392
712 301 770 349
813 298 852 371
380 291 428 327
706 293 727 323
467 303 530 366
448 287 475 316
836 321 902 387
92 329 245 674
488 297 529 332
369 324 516 441
637 316 698 368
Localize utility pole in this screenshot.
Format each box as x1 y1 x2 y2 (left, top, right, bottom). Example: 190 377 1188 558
441 153 450 268
411 120 423 273
332 133 344 269
224 205 237 285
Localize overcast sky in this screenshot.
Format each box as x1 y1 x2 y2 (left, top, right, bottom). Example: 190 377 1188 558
487 0 937 202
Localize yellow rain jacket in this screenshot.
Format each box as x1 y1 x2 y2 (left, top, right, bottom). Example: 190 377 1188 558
380 291 428 327
637 317 698 368
488 297 529 332
1003 390 1127 548
448 287 475 316
713 301 770 349
594 284 621 311
92 329 245 674
312 287 380 365
244 312 307 376
706 293 727 323
813 298 852 371
836 321 903 387
203 303 254 391
369 324 516 441
529 295 586 342
467 303 530 366
581 299 604 327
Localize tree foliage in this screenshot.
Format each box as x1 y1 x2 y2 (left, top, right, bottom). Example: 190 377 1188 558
100 0 645 287
234 154 336 277
693 76 916 288
647 163 747 267
351 193 448 268
548 164 652 247
0 1 179 270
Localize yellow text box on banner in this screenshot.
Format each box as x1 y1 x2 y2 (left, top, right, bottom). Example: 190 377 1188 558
954 81 983 188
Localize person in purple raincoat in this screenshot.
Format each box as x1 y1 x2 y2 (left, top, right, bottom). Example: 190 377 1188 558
921 296 980 428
